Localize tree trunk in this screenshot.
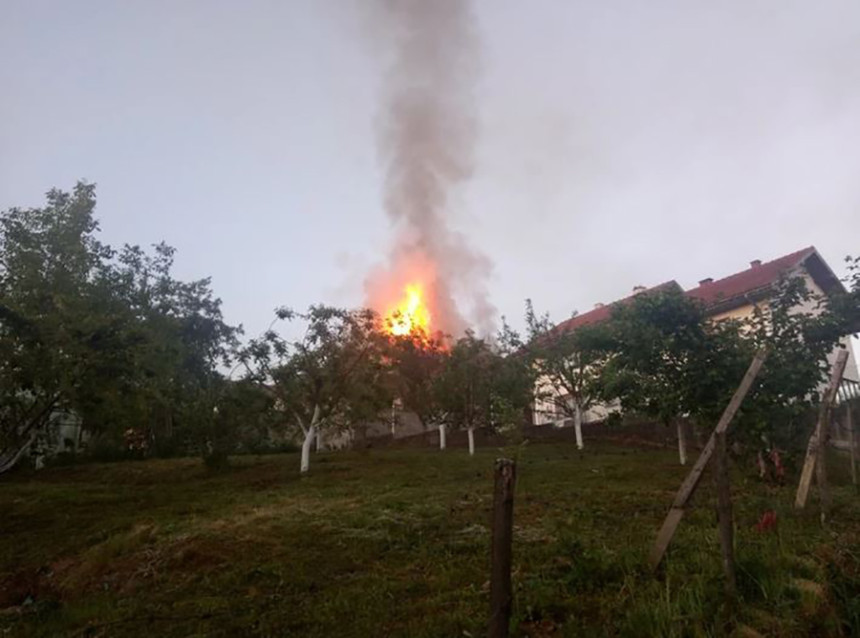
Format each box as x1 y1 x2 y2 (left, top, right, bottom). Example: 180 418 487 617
676 420 688 466
315 430 324 453
573 402 584 450
0 431 37 474
301 425 315 473
468 427 475 456
439 423 447 450
300 405 322 474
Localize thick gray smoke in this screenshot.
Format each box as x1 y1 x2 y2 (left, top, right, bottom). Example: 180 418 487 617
364 0 496 337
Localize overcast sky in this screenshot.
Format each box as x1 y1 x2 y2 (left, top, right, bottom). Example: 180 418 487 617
2 0 859 339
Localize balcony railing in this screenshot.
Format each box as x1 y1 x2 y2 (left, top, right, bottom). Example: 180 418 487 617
837 378 860 404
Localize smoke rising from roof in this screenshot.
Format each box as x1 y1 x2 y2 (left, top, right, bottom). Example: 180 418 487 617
364 0 496 337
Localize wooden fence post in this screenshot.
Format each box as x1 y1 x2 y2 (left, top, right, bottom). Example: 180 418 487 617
847 403 857 488
715 431 736 597
795 350 849 510
649 349 766 571
489 458 516 638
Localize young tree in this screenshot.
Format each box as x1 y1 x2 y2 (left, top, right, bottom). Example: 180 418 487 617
386 332 449 444
736 275 852 450
602 275 858 462
602 288 749 464
434 333 499 456
518 301 613 450
242 306 390 473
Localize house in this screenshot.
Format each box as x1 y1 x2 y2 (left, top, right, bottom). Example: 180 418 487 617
686 246 859 385
533 246 860 428
532 281 683 427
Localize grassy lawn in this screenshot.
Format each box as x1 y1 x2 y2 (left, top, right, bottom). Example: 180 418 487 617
1 441 859 637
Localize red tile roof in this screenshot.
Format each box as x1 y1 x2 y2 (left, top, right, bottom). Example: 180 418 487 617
549 246 841 335
685 246 817 310
552 281 681 335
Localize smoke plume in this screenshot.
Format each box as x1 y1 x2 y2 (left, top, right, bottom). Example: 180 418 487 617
364 0 496 337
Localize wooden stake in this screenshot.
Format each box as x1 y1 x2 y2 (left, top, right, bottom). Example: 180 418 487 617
649 349 766 570
795 350 849 510
715 431 736 597
489 458 516 638
816 411 832 520
847 403 857 487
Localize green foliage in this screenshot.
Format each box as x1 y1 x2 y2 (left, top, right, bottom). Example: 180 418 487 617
0 183 240 468
385 332 448 429
600 276 857 448
516 300 614 425
242 305 392 441
602 288 751 428
433 332 498 432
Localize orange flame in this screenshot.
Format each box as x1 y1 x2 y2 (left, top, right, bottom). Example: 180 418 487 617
386 284 431 337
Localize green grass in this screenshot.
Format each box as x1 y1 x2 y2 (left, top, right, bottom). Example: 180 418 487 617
1 442 859 637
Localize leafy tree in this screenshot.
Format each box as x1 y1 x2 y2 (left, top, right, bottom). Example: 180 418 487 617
601 288 749 464
602 276 858 460
107 241 239 463
433 333 498 455
737 275 851 451
0 183 132 470
242 305 391 473
386 332 449 434
516 300 613 450
0 183 239 472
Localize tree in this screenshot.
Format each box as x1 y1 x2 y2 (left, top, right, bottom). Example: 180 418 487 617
601 275 858 461
107 242 239 463
435 333 512 456
602 288 749 464
736 275 851 450
386 332 449 440
516 301 613 450
0 183 131 470
0 183 239 472
242 305 391 473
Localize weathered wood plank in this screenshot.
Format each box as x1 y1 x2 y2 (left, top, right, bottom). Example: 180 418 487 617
795 349 849 509
715 431 736 597
489 458 516 638
847 403 857 487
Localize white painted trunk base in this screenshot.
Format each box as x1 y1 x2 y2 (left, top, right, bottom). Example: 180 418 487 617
574 404 584 450
467 428 475 456
439 424 447 450
676 421 687 466
301 425 316 473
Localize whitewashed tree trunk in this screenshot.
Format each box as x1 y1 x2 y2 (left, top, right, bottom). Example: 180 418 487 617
439 423 447 450
300 405 321 474
315 430 324 453
573 402 584 450
467 427 475 456
676 420 687 466
301 425 315 473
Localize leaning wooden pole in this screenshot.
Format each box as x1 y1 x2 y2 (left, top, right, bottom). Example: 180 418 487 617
795 349 849 510
648 349 766 571
489 458 516 638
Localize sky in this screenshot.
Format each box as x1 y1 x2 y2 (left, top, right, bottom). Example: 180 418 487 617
2 0 860 341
